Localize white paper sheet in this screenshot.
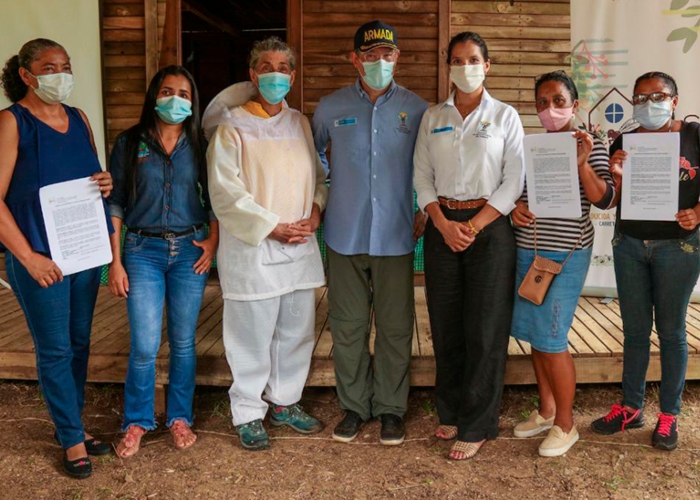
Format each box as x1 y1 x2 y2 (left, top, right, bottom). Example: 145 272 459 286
621 132 679 221
39 177 112 276
524 132 582 218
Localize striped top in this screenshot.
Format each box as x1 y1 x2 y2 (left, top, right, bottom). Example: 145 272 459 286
513 135 614 252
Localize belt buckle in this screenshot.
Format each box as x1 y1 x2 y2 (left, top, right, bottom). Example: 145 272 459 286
163 232 176 241
446 199 457 210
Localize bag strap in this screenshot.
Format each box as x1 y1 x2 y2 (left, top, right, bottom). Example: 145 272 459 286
533 219 584 267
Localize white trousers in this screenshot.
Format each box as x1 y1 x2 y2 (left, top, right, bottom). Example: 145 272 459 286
223 289 316 426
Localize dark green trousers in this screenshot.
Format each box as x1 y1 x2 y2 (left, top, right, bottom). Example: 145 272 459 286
327 247 415 421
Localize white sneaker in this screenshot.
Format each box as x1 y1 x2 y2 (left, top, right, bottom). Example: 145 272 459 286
514 410 555 438
538 425 579 457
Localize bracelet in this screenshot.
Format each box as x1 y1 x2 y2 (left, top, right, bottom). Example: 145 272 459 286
467 219 480 234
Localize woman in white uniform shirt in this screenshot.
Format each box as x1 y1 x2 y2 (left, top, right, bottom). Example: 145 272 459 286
414 31 525 460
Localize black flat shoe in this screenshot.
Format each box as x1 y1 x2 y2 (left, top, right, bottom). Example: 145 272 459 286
85 437 112 456
54 432 112 456
62 453 92 479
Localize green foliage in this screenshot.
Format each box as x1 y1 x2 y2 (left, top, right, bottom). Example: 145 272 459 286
667 0 700 53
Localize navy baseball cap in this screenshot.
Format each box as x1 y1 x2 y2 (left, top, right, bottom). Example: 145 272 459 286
354 20 399 52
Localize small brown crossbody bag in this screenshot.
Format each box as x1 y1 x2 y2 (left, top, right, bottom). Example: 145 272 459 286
518 221 584 306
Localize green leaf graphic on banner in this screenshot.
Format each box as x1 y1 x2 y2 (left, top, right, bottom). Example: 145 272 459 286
684 30 698 52
666 0 700 52
670 0 690 10
667 27 698 52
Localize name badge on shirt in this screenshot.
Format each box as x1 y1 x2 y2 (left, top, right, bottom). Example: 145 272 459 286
431 126 454 134
334 117 358 127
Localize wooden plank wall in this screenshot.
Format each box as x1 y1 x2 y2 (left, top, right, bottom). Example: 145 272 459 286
302 1 441 116
102 0 147 148
300 1 570 130
101 0 168 151
451 0 571 133
100 0 571 143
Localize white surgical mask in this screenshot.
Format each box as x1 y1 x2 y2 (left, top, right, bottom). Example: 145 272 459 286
449 64 485 94
633 100 673 131
29 72 75 104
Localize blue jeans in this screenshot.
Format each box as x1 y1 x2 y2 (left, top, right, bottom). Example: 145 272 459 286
613 231 700 415
122 228 208 430
6 252 100 449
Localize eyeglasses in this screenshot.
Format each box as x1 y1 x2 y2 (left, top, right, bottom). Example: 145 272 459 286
632 92 674 105
361 50 398 63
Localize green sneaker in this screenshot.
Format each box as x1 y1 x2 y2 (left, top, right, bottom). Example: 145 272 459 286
270 403 323 434
236 419 269 451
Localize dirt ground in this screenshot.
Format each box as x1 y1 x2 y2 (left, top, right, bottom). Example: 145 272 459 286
0 381 698 500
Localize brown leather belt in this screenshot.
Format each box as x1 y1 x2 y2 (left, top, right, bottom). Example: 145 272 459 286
438 197 487 210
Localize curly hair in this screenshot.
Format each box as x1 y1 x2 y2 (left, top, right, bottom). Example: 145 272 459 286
1 38 66 103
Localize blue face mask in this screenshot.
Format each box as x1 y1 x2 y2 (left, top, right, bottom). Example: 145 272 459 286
633 100 673 131
361 60 394 91
257 72 292 105
155 95 192 124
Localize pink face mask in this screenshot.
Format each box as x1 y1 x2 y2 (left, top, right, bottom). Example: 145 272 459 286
537 106 574 132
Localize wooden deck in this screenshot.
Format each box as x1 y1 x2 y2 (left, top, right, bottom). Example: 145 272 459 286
2 282 700 390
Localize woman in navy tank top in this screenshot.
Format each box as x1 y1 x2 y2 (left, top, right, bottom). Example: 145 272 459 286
0 39 113 479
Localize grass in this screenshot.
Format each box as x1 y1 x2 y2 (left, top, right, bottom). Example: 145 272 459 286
421 398 437 416
211 398 231 420
603 476 624 491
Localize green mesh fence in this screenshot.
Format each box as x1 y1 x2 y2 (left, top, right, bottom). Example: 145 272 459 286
100 195 425 285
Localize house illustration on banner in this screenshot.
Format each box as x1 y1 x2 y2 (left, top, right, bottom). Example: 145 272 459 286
588 87 634 144
570 37 631 146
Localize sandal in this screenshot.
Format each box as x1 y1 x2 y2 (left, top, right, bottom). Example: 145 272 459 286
435 425 458 440
116 425 146 458
449 440 484 460
236 419 269 451
169 420 197 450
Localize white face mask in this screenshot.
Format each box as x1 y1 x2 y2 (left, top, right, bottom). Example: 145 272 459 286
29 72 75 104
449 64 485 94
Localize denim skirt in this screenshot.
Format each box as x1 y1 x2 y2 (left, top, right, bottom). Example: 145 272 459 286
511 247 592 353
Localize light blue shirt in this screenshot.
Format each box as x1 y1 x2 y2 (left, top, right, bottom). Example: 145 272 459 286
312 80 428 256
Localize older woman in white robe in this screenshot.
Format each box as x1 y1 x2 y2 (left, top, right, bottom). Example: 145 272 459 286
204 37 327 451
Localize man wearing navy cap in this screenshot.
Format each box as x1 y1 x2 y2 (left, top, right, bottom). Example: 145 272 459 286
312 20 428 445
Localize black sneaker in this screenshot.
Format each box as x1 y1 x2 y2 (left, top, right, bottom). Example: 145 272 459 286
652 413 678 451
332 410 365 443
62 453 92 480
379 414 405 446
591 403 645 435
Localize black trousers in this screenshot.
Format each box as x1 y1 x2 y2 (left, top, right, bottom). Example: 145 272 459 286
424 207 516 442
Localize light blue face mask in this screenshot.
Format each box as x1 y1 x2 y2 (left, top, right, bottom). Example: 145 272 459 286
154 95 192 124
633 100 673 131
257 72 292 105
361 60 395 91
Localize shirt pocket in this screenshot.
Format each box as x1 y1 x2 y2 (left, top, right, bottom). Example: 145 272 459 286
260 238 313 265
329 121 366 166
427 127 458 161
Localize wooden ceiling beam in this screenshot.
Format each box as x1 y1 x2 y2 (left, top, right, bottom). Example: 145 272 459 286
182 0 240 37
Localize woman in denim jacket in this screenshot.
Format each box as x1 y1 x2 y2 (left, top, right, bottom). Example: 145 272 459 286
107 66 218 457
